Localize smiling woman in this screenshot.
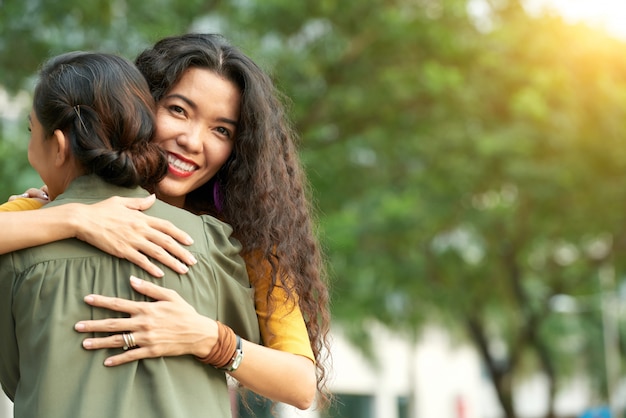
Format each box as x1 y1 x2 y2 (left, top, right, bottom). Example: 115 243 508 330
153 67 239 209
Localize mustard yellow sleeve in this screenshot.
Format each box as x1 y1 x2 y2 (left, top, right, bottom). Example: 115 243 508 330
0 198 45 212
246 255 315 363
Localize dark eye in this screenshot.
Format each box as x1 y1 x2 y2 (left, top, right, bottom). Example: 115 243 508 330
216 126 233 138
169 105 185 115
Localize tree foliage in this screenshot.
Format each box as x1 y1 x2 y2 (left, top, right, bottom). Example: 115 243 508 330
2 0 626 416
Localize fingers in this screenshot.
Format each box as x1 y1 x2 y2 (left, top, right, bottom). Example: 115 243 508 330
79 333 157 367
32 187 49 200
120 195 195 247
74 279 202 366
121 194 157 211
129 276 181 302
129 233 196 274
146 217 195 248
74 317 131 334
103 348 156 367
78 195 197 277
82 293 140 315
74 277 179 330
123 252 166 278
100 195 197 271
78 330 128 346
8 187 49 202
7 193 26 202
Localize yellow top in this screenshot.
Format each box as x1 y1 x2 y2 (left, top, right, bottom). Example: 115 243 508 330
0 198 44 211
245 254 314 362
0 197 315 362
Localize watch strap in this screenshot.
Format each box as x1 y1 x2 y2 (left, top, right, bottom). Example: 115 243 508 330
218 334 244 372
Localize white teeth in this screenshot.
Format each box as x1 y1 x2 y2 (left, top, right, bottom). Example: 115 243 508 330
167 154 197 172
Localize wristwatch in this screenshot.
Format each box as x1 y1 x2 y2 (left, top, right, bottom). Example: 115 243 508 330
220 335 244 372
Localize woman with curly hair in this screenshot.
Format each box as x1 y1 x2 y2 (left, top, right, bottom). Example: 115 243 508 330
2 33 331 410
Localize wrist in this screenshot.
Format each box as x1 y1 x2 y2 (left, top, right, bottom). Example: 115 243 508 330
193 318 218 358
218 335 244 372
195 321 242 371
66 203 86 240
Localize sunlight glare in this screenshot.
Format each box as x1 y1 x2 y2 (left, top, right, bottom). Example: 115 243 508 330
526 0 626 39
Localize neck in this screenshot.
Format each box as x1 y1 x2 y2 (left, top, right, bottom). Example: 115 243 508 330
155 191 185 209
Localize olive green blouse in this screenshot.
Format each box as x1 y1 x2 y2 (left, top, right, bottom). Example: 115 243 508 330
0 175 260 418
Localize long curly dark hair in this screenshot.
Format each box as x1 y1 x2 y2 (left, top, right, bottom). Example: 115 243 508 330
135 33 331 404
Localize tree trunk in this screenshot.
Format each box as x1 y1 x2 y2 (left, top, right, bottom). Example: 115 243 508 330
466 316 517 418
534 339 557 418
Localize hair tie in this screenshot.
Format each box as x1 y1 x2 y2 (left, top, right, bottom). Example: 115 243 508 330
73 105 88 132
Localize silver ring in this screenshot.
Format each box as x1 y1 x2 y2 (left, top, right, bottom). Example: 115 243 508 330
122 332 138 350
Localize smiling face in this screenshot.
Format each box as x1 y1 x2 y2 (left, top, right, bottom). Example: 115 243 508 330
152 67 240 208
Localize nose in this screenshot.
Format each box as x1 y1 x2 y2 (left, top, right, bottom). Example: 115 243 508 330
176 125 203 154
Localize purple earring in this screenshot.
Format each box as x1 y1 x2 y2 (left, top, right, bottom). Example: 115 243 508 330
213 180 223 212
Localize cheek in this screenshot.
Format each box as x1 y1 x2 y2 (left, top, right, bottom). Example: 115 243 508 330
153 115 175 145
27 139 40 169
220 143 234 163
27 141 34 165
211 142 234 170
152 126 168 146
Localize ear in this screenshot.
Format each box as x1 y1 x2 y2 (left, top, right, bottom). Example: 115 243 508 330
51 129 71 168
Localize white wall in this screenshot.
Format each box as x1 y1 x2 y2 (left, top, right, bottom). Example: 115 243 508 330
0 393 11 418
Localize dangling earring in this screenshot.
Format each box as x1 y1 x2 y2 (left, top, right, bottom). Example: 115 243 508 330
213 180 223 212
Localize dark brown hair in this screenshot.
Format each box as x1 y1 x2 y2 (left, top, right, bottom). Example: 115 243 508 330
33 51 167 189
136 33 331 403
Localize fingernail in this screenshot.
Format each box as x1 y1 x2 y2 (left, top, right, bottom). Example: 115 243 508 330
179 263 189 274
83 340 92 348
104 359 113 366
20 193 29 198
185 236 194 245
188 255 198 265
130 275 143 285
75 323 85 331
84 295 94 303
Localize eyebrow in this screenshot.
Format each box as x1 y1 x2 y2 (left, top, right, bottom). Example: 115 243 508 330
166 93 197 111
165 93 239 127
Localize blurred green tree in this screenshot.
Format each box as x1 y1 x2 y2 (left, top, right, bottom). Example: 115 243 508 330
2 0 626 416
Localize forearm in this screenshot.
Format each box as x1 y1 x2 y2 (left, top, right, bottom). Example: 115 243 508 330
230 341 317 410
0 204 80 253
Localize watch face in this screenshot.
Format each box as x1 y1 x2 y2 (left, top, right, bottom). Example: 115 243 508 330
231 350 244 371
219 335 244 372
